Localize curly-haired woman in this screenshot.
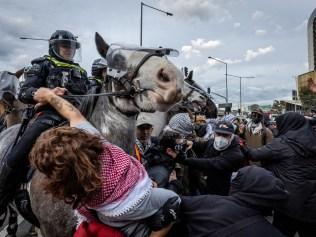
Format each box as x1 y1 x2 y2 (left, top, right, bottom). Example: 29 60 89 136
30 87 180 237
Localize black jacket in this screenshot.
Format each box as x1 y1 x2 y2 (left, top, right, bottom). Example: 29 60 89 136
19 55 88 109
182 135 244 195
248 112 316 222
0 118 5 133
178 166 287 237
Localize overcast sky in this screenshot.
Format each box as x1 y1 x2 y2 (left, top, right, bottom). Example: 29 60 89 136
0 0 315 106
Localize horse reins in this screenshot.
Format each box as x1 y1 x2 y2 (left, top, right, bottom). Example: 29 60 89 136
63 52 164 100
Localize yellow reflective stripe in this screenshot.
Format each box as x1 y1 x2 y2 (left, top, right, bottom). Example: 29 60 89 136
46 55 86 74
89 77 103 85
95 78 103 85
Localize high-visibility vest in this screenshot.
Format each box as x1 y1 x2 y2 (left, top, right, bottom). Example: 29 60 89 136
46 55 86 74
134 144 142 163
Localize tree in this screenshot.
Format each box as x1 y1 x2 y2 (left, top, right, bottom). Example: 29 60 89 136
271 100 285 114
299 87 316 112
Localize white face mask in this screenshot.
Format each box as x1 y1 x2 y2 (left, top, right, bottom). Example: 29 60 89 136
213 135 231 151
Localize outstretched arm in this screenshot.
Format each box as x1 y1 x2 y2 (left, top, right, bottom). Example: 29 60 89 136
33 87 86 127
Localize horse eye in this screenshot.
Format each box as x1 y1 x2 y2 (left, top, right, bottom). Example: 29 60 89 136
158 69 170 82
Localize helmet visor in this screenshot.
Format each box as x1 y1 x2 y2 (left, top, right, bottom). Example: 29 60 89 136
50 39 81 62
106 44 179 76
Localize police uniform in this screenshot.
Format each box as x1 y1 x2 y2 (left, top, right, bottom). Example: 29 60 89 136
20 55 88 107
7 55 88 170
0 30 89 215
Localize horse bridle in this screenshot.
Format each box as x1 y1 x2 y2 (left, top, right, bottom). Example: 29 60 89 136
63 51 165 117
64 51 164 99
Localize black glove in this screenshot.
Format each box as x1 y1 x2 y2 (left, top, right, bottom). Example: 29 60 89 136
175 151 187 164
240 143 250 157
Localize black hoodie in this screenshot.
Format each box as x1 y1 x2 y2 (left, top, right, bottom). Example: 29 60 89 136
178 166 287 237
248 112 316 222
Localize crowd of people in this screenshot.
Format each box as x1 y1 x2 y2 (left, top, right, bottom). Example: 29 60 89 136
0 29 316 237
134 104 316 237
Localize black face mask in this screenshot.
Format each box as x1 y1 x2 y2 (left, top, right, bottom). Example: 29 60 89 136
174 142 188 153
194 124 207 137
251 113 262 124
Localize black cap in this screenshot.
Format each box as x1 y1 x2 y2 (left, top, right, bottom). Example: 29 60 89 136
214 121 234 135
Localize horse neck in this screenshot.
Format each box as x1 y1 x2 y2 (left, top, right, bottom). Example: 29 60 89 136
89 95 137 155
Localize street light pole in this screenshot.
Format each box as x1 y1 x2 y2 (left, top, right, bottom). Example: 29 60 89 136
140 2 173 46
208 56 228 103
140 2 143 46
226 74 255 114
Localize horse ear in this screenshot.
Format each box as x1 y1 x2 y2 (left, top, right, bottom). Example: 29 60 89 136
187 70 193 81
95 32 109 59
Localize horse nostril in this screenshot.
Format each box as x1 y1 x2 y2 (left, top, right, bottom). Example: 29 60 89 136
157 69 170 83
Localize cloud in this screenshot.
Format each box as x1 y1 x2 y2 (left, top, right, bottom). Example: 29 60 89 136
225 58 242 64
245 46 275 61
255 29 267 36
251 10 271 21
0 15 34 58
273 24 283 33
207 57 242 67
233 22 241 28
182 38 221 59
294 19 308 31
242 86 290 103
252 10 265 20
0 15 33 36
157 0 231 22
191 38 221 49
181 45 200 59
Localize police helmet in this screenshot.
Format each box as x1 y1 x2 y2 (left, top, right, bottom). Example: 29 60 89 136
91 58 107 77
49 30 80 62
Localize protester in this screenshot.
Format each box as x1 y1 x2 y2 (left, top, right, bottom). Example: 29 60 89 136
0 101 6 133
143 130 186 194
164 112 207 195
178 166 287 237
245 112 316 237
178 121 244 196
134 113 158 163
193 113 208 138
268 120 278 137
165 113 194 138
0 30 89 215
310 106 316 118
244 106 273 148
30 87 180 237
204 118 217 139
0 71 20 132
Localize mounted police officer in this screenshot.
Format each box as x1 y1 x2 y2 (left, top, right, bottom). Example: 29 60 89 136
90 58 107 92
0 30 89 214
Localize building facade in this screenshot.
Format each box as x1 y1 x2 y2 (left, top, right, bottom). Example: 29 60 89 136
308 8 316 71
297 71 316 110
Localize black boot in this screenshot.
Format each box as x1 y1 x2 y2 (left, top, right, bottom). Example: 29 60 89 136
0 161 20 215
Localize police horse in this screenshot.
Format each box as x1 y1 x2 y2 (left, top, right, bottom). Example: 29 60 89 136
0 33 184 237
150 70 217 137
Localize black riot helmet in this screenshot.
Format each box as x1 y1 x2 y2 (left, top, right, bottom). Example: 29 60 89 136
91 58 107 78
49 30 81 62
